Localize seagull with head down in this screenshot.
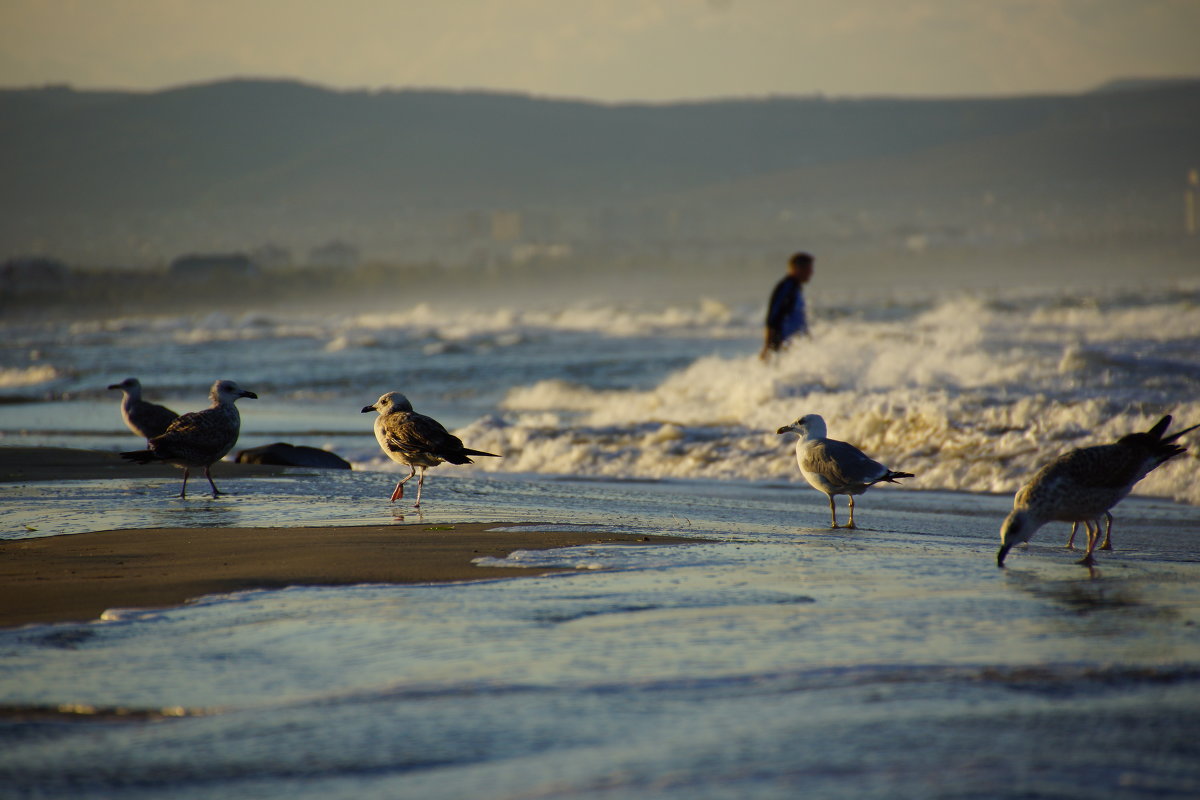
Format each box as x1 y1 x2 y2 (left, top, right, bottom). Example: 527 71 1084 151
362 392 500 508
998 414 1196 567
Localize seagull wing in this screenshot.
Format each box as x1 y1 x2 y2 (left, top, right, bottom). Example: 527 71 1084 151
1051 444 1151 490
156 409 211 442
381 412 471 462
133 401 180 439
149 407 237 462
802 439 887 490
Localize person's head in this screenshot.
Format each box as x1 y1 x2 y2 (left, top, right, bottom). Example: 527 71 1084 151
788 252 814 283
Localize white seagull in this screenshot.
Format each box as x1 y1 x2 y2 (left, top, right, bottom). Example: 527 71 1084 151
108 377 179 441
121 379 257 498
777 413 914 528
998 415 1197 567
362 392 500 508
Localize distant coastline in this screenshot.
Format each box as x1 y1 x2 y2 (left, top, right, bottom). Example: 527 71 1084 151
3 78 1197 270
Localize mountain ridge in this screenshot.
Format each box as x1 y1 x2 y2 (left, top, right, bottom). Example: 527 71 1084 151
2 77 1197 264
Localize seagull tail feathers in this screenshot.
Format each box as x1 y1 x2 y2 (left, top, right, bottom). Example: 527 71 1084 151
1162 421 1200 445
1146 415 1173 440
1122 415 1195 465
441 447 501 465
1150 418 1195 464
120 449 160 465
877 469 914 484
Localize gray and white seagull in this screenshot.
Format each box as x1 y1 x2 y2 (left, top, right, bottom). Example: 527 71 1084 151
108 377 179 441
121 379 257 498
998 415 1197 567
362 392 500 508
777 413 914 528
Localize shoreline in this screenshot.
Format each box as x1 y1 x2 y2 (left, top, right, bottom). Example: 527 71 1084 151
0 523 697 629
0 446 701 628
0 445 287 483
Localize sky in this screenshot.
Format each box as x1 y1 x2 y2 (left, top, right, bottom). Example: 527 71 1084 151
1 0 1199 101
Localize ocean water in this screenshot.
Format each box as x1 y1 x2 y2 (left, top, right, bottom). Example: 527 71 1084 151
3 280 1199 502
2 476 1200 799
3 273 1200 797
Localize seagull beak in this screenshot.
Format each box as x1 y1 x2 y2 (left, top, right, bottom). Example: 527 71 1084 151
361 404 376 414
242 391 258 400
776 425 792 435
107 383 121 390
996 543 1012 568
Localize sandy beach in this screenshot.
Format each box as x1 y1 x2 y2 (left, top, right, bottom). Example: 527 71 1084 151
4 444 1200 798
0 523 688 628
0 446 693 628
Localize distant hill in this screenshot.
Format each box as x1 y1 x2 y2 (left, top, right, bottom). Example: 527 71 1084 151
1 78 1197 265
1090 76 1200 94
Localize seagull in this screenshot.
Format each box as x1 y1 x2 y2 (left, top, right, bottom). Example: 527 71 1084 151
108 377 179 441
777 413 914 529
121 379 258 498
998 415 1197 567
1065 513 1113 552
362 392 499 508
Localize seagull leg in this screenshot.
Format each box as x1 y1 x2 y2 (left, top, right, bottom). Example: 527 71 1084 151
414 467 426 509
178 468 190 499
390 466 416 502
846 496 857 529
1099 511 1114 551
827 494 839 528
1065 521 1078 549
204 465 222 498
1077 519 1099 566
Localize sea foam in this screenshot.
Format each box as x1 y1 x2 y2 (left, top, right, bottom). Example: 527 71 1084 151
452 290 1200 504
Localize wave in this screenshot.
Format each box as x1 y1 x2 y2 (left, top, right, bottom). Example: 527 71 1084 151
0 365 60 389
450 292 1200 504
7 281 1200 505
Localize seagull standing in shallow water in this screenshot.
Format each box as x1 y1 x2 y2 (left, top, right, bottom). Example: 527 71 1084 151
777 413 914 529
108 377 179 441
998 415 1197 568
121 379 257 498
362 392 500 508
1065 512 1114 552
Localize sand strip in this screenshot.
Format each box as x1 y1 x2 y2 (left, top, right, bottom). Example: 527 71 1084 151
0 523 697 628
0 446 286 482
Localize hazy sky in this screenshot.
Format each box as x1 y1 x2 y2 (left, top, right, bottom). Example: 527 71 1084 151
2 0 1198 100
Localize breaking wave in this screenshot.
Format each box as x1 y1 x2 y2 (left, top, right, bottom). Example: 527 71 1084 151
450 289 1200 504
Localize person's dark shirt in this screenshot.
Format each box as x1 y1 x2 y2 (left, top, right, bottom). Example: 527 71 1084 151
765 275 807 349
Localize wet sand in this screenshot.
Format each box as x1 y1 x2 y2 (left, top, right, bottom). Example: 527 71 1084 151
0 524 688 628
0 445 285 483
0 447 696 628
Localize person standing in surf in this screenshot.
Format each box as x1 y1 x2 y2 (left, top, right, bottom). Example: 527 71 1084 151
760 251 814 361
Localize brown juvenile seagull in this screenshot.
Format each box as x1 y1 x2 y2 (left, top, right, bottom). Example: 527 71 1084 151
998 415 1197 568
121 379 258 498
108 377 179 441
362 391 500 508
777 413 914 529
1065 513 1114 552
